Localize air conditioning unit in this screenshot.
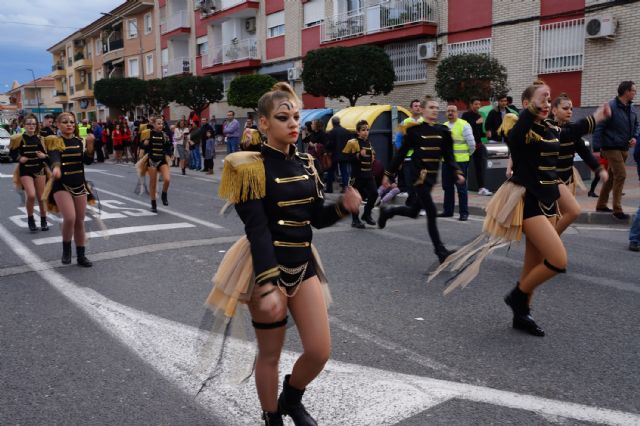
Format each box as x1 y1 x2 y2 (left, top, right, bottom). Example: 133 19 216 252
417 42 437 60
585 15 617 39
287 67 301 81
198 0 218 16
245 17 257 33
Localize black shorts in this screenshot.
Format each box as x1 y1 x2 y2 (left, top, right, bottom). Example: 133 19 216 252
523 191 559 219
277 261 317 295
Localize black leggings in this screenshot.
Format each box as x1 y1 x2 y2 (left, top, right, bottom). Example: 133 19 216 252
352 176 377 220
388 183 442 247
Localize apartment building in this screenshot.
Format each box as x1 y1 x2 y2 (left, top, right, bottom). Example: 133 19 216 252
48 0 158 122
6 77 63 120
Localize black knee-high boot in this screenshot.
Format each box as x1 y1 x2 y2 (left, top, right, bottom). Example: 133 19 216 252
278 374 317 426
150 199 157 213
161 191 168 206
40 216 49 231
27 215 38 232
504 283 544 337
76 245 93 267
262 411 284 426
61 241 72 264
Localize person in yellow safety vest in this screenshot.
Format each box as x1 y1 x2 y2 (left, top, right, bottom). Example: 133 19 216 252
439 105 476 221
396 99 425 205
78 119 90 141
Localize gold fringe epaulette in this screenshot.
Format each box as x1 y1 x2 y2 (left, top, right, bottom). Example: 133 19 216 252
342 138 360 154
9 134 23 150
497 113 518 139
44 135 65 152
140 128 151 141
218 151 265 204
243 128 262 147
398 120 421 135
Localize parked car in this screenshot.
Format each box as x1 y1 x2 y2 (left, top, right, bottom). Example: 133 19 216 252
0 127 13 162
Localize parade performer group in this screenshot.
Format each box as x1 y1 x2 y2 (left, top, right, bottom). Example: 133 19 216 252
137 117 173 212
205 82 361 425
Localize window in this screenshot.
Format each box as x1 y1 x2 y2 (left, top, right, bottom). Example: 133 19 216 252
197 36 208 56
128 58 139 77
161 48 169 65
145 54 154 75
534 18 585 74
267 11 285 38
128 19 138 38
95 39 102 55
304 0 324 27
384 39 427 83
222 72 237 100
447 38 492 56
144 13 152 34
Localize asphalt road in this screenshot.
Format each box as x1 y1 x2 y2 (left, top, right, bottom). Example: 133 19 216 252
0 160 638 426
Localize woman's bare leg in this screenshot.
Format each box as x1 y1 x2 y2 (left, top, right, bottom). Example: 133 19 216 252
20 176 36 216
159 164 171 193
72 195 87 246
148 168 158 201
53 191 76 241
555 183 581 235
34 175 47 218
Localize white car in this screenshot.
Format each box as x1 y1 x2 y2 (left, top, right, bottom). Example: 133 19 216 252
0 127 12 162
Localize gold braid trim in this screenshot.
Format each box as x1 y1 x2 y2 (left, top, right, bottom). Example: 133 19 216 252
44 135 65 152
218 151 266 203
497 113 518 139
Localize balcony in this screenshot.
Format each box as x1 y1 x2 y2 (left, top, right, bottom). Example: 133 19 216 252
53 91 68 103
162 57 193 76
198 0 259 23
102 38 124 54
24 99 40 107
70 86 94 101
161 10 190 35
51 62 66 77
74 57 92 70
202 38 259 71
320 0 437 44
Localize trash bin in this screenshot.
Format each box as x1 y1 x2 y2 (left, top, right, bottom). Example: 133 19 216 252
326 105 410 168
468 142 510 192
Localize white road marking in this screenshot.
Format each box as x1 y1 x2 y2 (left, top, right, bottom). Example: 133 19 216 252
31 223 195 245
572 226 629 232
0 172 13 178
96 187 224 229
85 169 124 178
1 223 638 425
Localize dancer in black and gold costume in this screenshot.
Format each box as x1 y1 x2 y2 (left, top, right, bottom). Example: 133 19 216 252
9 114 50 232
141 117 173 212
378 96 464 263
206 82 361 426
43 112 96 266
550 93 609 234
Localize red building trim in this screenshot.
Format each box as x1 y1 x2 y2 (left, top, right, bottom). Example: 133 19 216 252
302 93 325 109
202 59 261 74
266 35 285 60
540 0 584 24
321 23 436 48
447 0 492 43
200 1 259 25
265 0 284 15
539 71 582 107
195 55 203 76
158 0 166 7
194 10 208 37
161 27 190 40
301 25 321 56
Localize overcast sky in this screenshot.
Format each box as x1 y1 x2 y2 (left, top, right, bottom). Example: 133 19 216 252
0 0 123 92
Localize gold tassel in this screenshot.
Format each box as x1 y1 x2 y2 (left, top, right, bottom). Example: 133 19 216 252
44 135 65 152
342 139 360 154
398 120 420 135
218 152 265 204
572 167 586 193
41 178 58 213
12 166 22 190
497 113 518 139
9 134 23 150
136 154 149 177
140 128 151 142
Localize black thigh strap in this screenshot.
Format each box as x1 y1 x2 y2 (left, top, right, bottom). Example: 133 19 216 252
544 259 566 273
252 316 288 329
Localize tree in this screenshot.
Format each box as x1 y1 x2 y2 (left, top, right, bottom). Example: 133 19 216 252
172 75 224 116
144 78 176 115
227 74 277 111
94 77 146 116
302 46 395 106
435 54 509 103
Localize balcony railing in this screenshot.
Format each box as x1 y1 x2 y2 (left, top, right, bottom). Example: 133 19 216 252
203 38 258 67
54 91 67 96
321 0 436 43
24 99 39 106
102 38 124 53
162 57 192 76
51 62 65 71
199 0 258 17
161 10 190 34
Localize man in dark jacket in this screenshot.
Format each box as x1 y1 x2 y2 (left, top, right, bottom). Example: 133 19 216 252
325 116 352 193
595 81 639 220
485 94 510 143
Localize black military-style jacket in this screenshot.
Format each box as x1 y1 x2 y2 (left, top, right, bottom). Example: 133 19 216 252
48 136 93 187
40 127 55 137
556 119 600 184
144 130 173 162
11 134 48 175
343 137 374 179
385 121 460 186
234 144 348 286
508 110 596 204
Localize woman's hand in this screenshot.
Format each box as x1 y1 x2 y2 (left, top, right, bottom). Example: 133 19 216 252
593 102 612 123
341 186 362 213
19 156 28 164
36 152 47 159
360 148 367 157
52 166 61 180
254 284 285 317
598 168 609 184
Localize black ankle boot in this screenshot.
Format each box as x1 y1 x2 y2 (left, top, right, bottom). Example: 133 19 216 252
76 246 93 267
504 284 545 337
262 411 284 426
361 213 376 226
150 200 157 213
61 241 72 265
161 191 168 206
278 375 317 426
434 244 455 264
27 215 38 232
40 217 49 231
377 205 394 229
351 219 365 229
181 168 186 175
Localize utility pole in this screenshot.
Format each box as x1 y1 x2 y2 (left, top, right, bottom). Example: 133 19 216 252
26 68 42 121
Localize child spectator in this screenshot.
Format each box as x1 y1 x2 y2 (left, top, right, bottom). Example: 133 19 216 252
204 129 216 175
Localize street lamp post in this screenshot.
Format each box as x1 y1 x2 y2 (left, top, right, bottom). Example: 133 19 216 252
26 68 42 121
